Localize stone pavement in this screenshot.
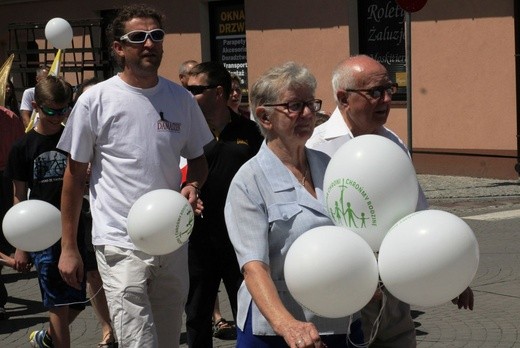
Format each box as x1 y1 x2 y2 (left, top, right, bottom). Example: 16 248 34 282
0 174 519 347
413 175 520 348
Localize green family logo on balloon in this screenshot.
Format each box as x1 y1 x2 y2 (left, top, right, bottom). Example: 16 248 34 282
127 189 194 255
175 204 194 245
325 178 377 229
322 135 419 251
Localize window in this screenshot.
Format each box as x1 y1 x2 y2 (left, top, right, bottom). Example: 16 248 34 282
209 0 248 101
357 0 407 101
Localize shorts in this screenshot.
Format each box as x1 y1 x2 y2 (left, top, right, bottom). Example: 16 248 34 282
31 223 87 311
96 244 189 347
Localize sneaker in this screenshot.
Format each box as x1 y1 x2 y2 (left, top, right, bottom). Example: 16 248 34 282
0 307 7 320
29 329 54 348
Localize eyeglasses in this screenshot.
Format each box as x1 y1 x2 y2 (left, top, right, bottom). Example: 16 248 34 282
120 29 165 44
38 105 71 117
264 99 322 114
186 85 218 95
345 83 398 100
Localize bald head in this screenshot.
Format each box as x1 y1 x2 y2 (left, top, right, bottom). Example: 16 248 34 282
179 60 198 87
331 55 388 103
331 55 394 136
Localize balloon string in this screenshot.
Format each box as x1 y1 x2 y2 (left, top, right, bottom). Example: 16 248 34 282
54 283 103 307
347 282 386 348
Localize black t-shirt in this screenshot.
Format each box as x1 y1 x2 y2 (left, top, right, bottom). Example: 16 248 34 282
191 109 263 244
5 127 67 209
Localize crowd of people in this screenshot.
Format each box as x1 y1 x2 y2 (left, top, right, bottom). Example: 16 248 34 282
0 3 475 348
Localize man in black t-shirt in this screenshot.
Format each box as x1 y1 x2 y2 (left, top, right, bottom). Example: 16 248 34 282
184 62 263 348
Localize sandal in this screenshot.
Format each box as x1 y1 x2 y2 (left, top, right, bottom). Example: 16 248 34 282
212 318 237 340
97 332 118 348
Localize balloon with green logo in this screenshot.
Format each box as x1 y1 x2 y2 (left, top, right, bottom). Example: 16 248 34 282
323 134 419 251
127 189 194 255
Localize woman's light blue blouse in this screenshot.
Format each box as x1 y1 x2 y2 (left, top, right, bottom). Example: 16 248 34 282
224 141 355 335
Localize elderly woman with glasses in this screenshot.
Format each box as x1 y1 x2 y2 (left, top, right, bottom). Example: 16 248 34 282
224 62 363 348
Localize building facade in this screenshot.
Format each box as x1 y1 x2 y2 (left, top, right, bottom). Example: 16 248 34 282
0 0 518 179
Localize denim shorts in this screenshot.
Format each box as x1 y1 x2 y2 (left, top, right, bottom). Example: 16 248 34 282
31 239 86 311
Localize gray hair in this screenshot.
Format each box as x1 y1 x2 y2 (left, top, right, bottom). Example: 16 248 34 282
331 58 358 104
250 61 317 128
179 60 198 75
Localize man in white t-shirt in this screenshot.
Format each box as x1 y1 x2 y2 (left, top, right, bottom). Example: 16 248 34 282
19 65 49 128
57 4 213 348
307 55 474 347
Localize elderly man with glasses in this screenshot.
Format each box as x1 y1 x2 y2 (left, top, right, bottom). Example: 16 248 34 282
307 55 474 348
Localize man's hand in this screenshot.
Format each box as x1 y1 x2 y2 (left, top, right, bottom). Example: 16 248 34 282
451 286 474 310
181 184 204 216
58 248 84 290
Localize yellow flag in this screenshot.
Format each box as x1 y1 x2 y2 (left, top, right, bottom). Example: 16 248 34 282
25 49 63 132
48 49 63 77
0 54 15 107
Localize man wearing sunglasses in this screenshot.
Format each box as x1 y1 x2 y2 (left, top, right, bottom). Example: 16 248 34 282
307 55 474 347
184 62 263 348
57 4 213 348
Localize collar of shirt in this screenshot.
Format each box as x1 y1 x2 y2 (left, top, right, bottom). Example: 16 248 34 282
257 142 295 193
316 106 353 140
255 141 329 216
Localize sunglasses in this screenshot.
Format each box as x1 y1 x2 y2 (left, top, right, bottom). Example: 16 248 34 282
39 105 71 117
120 29 165 44
186 85 218 95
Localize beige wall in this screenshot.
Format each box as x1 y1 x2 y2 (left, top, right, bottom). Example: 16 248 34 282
410 0 517 178
244 0 350 114
0 0 518 178
412 0 516 151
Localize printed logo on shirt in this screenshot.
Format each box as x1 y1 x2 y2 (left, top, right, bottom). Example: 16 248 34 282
236 138 249 145
33 150 67 183
157 120 181 132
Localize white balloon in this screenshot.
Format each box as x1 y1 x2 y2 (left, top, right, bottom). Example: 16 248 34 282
284 225 379 318
378 210 479 307
2 200 61 252
45 18 73 49
127 189 194 255
323 134 419 251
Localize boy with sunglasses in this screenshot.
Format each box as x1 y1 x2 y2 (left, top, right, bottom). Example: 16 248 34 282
57 4 212 348
5 75 87 348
